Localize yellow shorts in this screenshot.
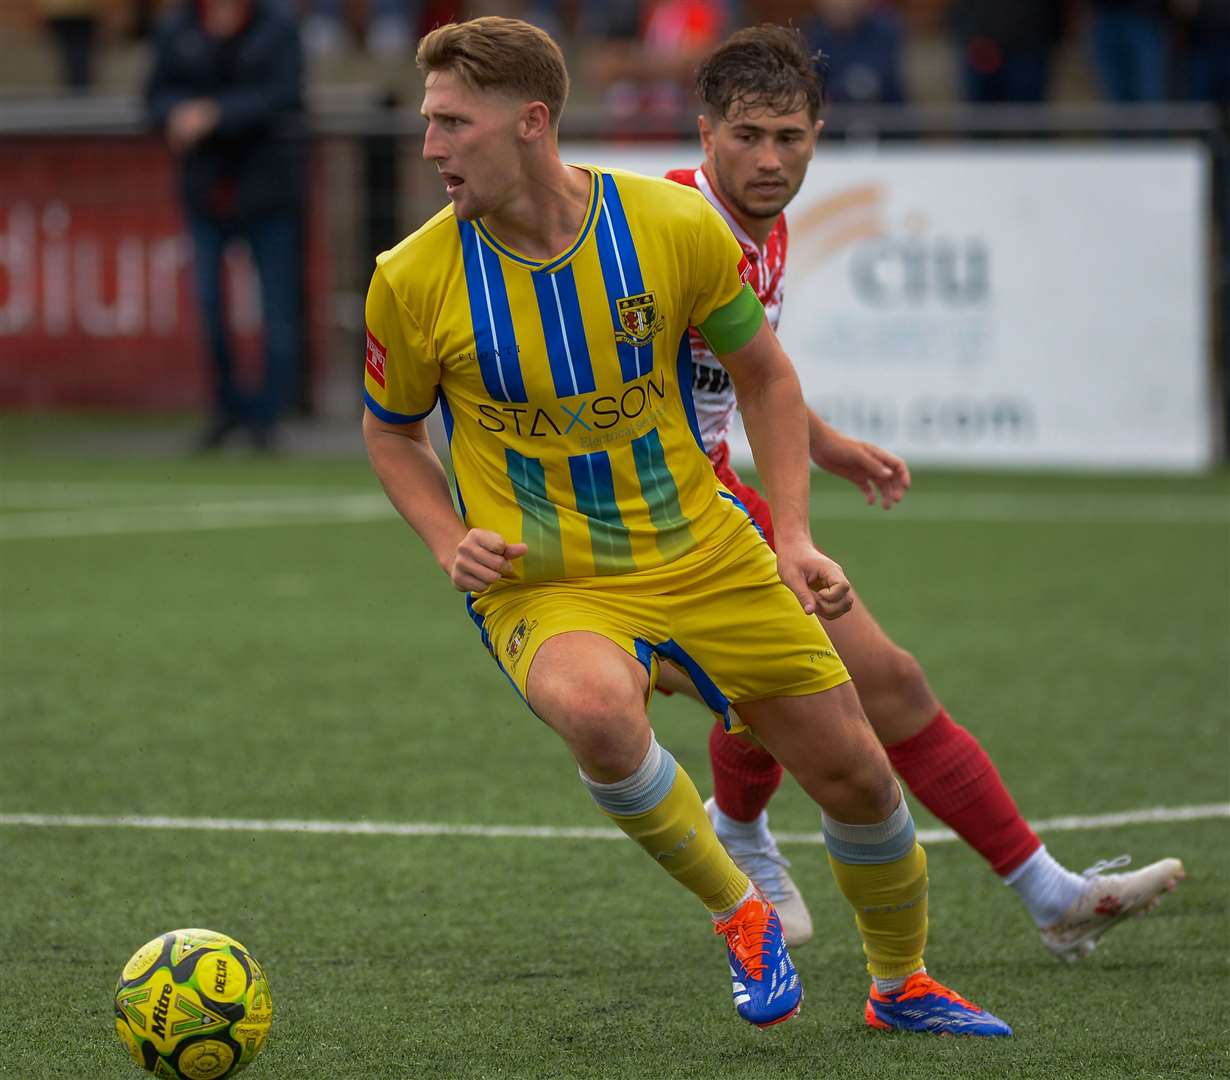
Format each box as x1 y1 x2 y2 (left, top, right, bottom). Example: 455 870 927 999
467 513 850 731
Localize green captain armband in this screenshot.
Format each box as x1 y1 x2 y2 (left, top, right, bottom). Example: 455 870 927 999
696 284 765 356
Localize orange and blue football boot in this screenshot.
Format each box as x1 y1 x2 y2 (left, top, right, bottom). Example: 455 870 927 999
865 972 1012 1036
714 890 801 1029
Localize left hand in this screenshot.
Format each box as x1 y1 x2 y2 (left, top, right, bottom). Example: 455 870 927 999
811 433 911 510
775 538 853 620
167 99 221 152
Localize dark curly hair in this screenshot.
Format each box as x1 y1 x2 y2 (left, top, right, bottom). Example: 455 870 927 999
696 24 827 123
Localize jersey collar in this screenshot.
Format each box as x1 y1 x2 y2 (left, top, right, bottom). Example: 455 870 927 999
472 166 603 274
694 166 762 257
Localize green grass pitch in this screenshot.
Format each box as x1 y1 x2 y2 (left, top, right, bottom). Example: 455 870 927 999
1 430 1227 1078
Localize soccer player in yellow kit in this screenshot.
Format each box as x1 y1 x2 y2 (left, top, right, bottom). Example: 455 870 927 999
363 16 1011 1035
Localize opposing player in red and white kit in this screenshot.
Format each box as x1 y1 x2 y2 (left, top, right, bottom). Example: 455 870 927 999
660 23 1183 963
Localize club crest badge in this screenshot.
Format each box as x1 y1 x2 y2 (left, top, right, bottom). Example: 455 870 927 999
505 617 539 668
615 292 665 347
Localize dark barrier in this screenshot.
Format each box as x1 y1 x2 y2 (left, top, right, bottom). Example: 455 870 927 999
0 124 330 411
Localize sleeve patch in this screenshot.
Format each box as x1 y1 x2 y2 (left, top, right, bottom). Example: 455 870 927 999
365 329 387 388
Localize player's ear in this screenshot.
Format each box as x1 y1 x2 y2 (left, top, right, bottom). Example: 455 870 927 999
814 119 825 139
519 101 551 141
698 114 714 153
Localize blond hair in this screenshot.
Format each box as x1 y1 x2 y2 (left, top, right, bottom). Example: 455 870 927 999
417 17 570 127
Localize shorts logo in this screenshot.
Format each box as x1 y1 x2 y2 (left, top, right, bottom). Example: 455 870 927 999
615 292 665 347
365 329 387 388
505 617 538 669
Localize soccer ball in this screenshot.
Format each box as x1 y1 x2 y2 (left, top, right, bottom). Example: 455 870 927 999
114 928 272 1079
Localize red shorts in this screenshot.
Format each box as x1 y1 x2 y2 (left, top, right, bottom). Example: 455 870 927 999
708 441 775 551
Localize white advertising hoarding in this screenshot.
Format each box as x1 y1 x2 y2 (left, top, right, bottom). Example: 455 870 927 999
564 142 1214 470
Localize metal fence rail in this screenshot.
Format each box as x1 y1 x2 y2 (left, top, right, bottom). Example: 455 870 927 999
1 95 1225 139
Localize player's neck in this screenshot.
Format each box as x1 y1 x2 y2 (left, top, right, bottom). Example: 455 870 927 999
721 191 777 250
479 162 592 262
735 211 776 251
700 164 778 250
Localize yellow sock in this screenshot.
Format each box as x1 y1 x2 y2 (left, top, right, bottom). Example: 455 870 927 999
583 739 750 914
827 842 929 978
823 788 928 978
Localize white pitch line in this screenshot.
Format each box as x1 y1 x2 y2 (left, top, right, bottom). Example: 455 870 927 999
0 803 1225 844
0 494 395 540
0 481 366 508
831 492 1230 525
0 490 1226 540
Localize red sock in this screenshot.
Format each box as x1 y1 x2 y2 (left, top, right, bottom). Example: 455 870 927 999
886 709 1041 876
709 719 784 822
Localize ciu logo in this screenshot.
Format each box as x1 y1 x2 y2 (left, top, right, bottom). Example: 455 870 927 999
792 185 990 308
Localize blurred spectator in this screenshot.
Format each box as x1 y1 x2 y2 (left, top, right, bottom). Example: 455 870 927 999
37 0 101 92
581 1 642 55
468 0 564 38
1089 0 1169 101
146 0 306 452
302 0 420 58
950 0 1067 102
580 0 640 114
125 0 163 41
1173 0 1230 101
587 0 730 120
803 0 906 104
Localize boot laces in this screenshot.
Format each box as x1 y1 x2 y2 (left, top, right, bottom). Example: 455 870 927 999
714 897 773 982
1081 854 1131 878
887 972 980 1011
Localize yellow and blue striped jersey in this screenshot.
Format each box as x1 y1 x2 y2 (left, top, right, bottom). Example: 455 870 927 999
363 165 764 584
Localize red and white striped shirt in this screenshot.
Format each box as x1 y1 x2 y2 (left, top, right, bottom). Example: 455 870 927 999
665 166 788 455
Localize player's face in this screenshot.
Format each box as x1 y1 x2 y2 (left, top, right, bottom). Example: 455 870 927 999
421 70 526 221
700 104 821 221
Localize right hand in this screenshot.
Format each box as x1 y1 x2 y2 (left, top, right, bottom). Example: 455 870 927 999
774 537 854 621
448 529 528 593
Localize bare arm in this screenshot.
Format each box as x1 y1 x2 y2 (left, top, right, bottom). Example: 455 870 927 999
721 320 812 544
807 408 912 510
362 409 525 592
720 320 852 619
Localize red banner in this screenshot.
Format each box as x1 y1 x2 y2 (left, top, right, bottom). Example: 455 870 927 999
0 136 328 410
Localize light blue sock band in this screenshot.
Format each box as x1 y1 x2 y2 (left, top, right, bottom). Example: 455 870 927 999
579 734 677 817
822 783 917 865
